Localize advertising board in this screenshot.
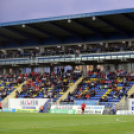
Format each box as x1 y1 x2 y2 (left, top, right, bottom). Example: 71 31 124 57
15 109 38 113
127 99 134 110
50 109 76 114
8 99 49 109
75 101 98 105
0 108 13 112
116 110 134 115
50 105 104 114
0 108 38 113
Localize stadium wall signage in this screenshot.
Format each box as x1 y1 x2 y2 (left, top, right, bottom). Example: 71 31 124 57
116 110 134 115
50 105 105 114
0 108 38 113
8 99 49 109
15 109 38 113
127 99 134 110
75 101 98 105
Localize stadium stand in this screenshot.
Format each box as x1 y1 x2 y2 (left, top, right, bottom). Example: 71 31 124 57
0 68 133 105
0 75 25 101
65 70 134 103
14 70 82 102
1 8 134 109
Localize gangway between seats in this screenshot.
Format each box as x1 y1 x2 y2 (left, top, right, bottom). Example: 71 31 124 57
117 84 134 109
56 77 84 104
2 79 30 108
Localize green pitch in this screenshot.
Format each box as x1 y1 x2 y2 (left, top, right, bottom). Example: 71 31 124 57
0 113 134 134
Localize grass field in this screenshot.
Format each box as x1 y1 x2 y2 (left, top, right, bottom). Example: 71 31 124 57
0 113 134 134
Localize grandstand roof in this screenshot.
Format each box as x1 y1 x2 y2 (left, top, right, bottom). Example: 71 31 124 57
1 7 134 47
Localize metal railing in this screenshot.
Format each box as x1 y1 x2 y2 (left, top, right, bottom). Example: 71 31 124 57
0 51 134 65
50 101 127 109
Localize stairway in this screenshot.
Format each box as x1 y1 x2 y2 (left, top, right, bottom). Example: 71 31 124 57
56 77 84 104
119 84 134 102
2 80 29 108
118 84 134 109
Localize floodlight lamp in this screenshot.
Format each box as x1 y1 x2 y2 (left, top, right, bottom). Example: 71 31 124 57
22 24 25 28
68 19 71 23
18 48 21 51
92 16 96 20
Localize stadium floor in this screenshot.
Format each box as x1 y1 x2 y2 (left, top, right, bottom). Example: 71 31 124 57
0 113 134 134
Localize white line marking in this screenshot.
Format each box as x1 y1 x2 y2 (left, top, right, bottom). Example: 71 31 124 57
116 118 129 122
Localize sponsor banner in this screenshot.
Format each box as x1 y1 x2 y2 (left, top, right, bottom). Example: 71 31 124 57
8 99 49 109
116 110 134 115
50 105 104 114
50 109 76 114
3 108 13 112
75 101 98 106
128 99 134 110
15 109 38 113
75 109 102 114
0 108 16 113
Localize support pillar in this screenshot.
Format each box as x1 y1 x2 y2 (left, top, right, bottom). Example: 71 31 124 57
31 67 34 73
50 65 54 73
19 68 24 74
21 48 24 53
128 40 132 47
109 64 116 72
82 65 88 77
40 46 44 55
83 44 87 50
62 46 65 51
127 63 132 72
105 42 108 48
40 66 44 74
3 68 7 75
3 50 7 58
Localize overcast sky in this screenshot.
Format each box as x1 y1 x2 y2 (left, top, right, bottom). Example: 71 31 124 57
0 0 134 23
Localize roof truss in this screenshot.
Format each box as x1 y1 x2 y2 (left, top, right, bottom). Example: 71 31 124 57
27 25 63 42
3 27 44 44
97 16 129 37
73 19 106 39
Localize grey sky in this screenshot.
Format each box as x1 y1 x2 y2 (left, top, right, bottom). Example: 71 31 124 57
0 0 134 23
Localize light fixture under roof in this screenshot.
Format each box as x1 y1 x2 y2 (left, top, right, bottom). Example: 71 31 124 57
122 41 125 43
18 48 21 51
100 42 103 45
78 44 82 47
92 16 96 21
57 46 61 48
22 24 25 28
68 19 71 23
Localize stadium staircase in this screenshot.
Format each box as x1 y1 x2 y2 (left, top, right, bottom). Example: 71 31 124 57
56 77 84 104
117 84 134 109
2 80 29 108
119 84 134 102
